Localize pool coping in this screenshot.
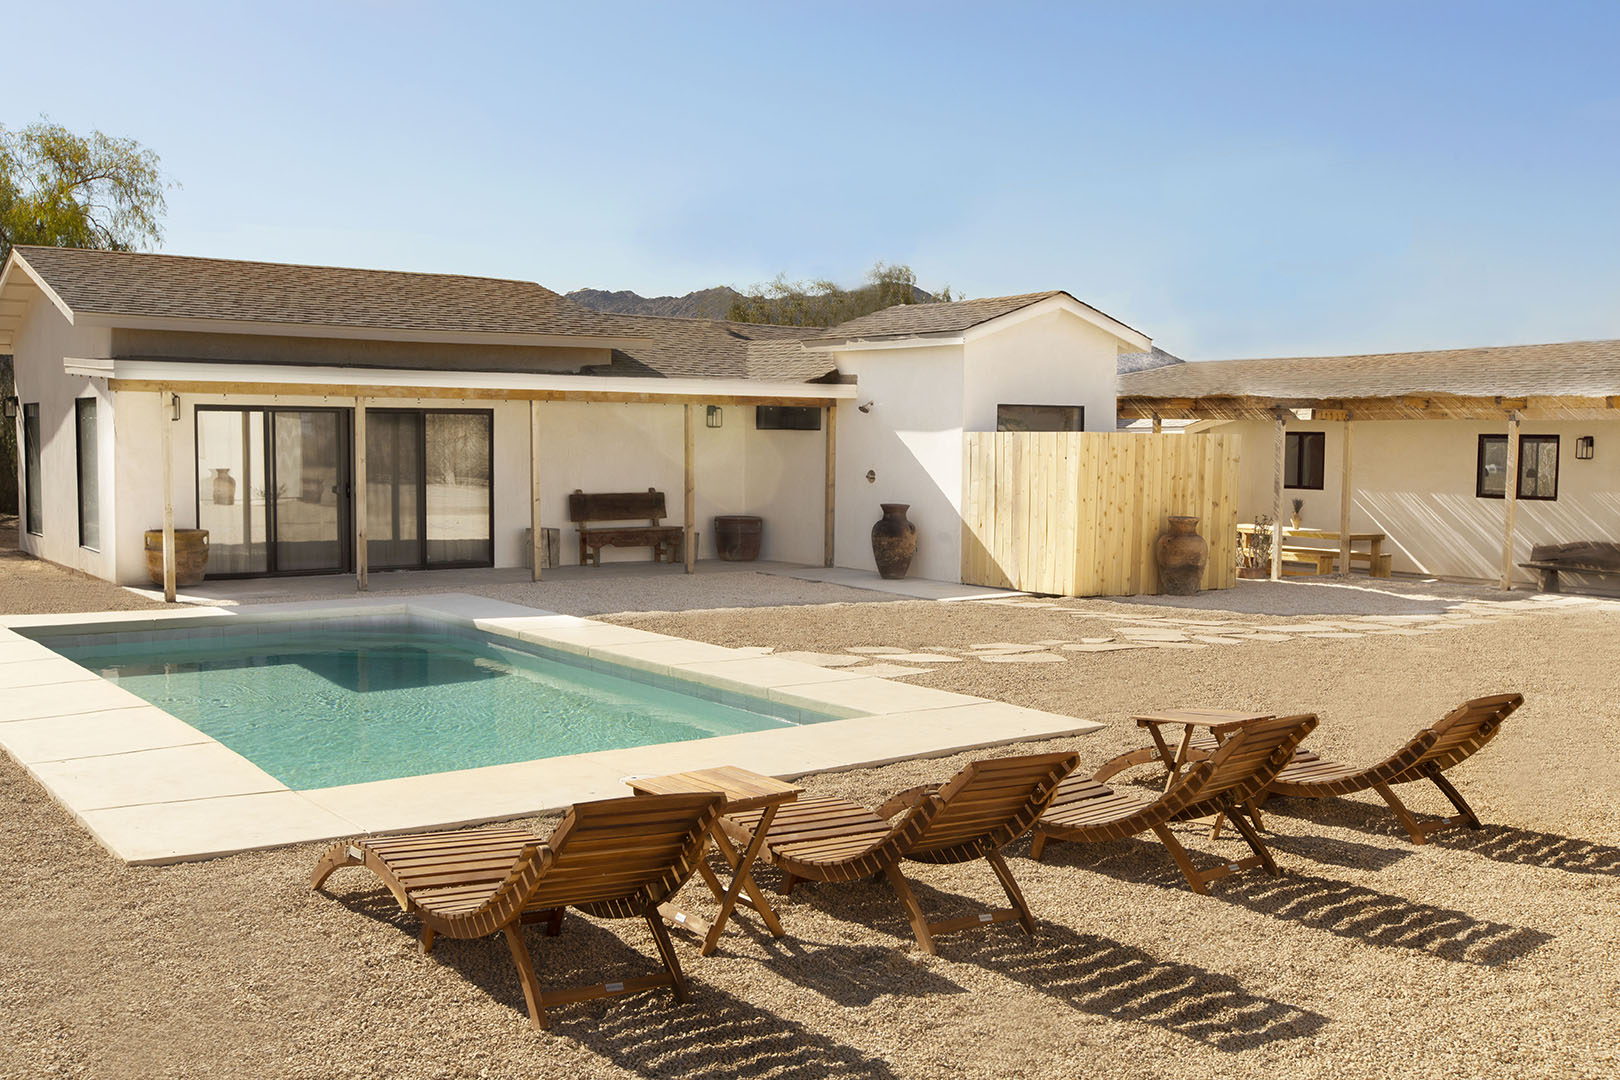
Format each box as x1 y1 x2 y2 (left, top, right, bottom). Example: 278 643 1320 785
0 594 1102 865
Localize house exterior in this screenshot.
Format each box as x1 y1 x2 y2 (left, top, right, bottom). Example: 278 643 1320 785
1 247 1149 589
1118 340 1620 589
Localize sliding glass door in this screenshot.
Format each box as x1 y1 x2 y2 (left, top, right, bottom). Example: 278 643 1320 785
195 407 351 576
366 409 492 570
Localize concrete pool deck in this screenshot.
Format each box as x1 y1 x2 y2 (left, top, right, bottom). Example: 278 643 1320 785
0 594 1101 864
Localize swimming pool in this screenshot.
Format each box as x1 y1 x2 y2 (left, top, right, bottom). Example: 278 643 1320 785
56 626 830 789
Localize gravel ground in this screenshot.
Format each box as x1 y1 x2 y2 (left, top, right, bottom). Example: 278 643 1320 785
4 592 1618 1079
0 516 168 615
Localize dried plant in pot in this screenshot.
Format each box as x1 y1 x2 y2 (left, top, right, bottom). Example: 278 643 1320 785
1290 497 1305 529
1238 514 1275 579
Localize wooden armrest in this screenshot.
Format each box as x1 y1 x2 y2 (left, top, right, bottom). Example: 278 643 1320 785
876 784 940 820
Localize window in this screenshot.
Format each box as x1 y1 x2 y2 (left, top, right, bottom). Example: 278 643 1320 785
1477 434 1558 500
22 403 41 535
755 405 821 431
996 404 1084 432
366 409 493 569
1284 432 1326 489
76 399 99 550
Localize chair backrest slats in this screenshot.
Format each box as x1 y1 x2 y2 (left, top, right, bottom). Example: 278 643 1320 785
1180 714 1319 805
907 751 1078 857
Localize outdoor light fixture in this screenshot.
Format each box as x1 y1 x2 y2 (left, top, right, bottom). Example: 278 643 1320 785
169 392 181 421
705 405 723 428
2 396 16 420
1576 435 1595 460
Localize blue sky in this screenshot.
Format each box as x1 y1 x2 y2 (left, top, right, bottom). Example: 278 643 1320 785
5 1 1617 358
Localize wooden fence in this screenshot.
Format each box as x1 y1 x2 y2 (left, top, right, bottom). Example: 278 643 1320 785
961 432 1240 596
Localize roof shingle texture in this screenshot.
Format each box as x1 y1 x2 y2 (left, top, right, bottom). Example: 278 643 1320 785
1118 340 1620 400
811 292 1065 341
12 245 634 339
585 317 837 381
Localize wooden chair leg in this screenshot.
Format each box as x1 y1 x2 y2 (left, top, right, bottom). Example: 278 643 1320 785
1372 781 1428 844
643 907 690 1004
502 924 548 1031
984 850 1036 935
1428 771 1483 829
883 864 937 955
1028 829 1049 861
546 908 565 937
1151 823 1208 895
419 925 436 954
1226 806 1280 877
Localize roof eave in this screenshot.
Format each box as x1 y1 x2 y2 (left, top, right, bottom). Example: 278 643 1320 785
72 311 652 350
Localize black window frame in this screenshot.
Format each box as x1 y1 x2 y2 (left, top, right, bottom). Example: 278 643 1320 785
1284 431 1326 490
22 402 42 536
995 403 1085 432
755 405 822 431
364 407 496 571
75 397 100 551
1477 434 1559 501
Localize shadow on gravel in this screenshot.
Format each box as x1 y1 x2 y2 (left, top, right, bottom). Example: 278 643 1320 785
755 940 967 1006
1261 831 1416 871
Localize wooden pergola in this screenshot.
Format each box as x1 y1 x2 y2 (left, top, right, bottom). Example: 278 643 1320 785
1119 392 1620 589
109 370 852 601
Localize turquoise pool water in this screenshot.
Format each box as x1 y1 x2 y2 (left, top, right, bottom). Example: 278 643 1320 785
57 628 819 789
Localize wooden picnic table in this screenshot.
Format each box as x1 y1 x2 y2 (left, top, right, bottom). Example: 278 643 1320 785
1237 524 1391 577
624 765 801 955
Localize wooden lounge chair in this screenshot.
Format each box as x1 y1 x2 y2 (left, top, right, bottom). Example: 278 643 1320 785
723 751 1078 954
1262 693 1524 844
1029 714 1319 893
309 792 723 1030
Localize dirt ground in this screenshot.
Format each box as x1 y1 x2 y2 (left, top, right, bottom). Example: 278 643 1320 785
3 590 1618 1080
0 515 168 614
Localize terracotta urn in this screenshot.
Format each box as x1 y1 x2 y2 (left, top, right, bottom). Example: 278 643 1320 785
1155 515 1208 595
871 503 917 579
211 467 236 506
144 529 211 587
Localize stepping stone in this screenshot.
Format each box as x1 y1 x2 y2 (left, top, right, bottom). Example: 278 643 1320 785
969 643 1047 653
981 652 1066 663
1146 642 1210 650
1301 632 1364 639
1033 639 1072 646
1192 635 1249 645
1118 630 1190 641
1164 620 1236 628
1364 628 1434 636
1062 642 1152 652
885 653 964 663
1080 637 1115 644
851 663 930 678
846 646 909 655
775 651 866 668
1238 632 1292 642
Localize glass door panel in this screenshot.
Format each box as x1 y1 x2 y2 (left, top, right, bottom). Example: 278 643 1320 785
271 411 347 572
195 409 268 574
424 412 492 565
366 411 421 569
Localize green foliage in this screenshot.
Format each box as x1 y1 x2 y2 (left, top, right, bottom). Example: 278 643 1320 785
725 261 958 326
0 118 170 262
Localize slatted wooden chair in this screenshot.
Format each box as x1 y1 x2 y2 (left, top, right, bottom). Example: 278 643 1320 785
723 751 1078 954
1261 693 1524 844
1029 714 1318 894
310 792 723 1030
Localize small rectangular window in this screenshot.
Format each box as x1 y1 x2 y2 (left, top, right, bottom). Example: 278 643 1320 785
76 398 100 550
1478 434 1558 500
1284 432 1326 489
755 405 822 431
996 404 1084 432
23 403 42 535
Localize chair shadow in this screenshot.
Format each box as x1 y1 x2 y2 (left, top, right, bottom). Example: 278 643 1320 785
1266 797 1620 877
1037 836 1551 967
334 885 901 1078
755 939 967 1006
1261 831 1415 871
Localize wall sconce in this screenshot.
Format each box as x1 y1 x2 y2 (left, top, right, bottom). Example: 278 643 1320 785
2 396 16 420
1575 435 1595 460
857 401 876 413
169 392 181 421
705 405 723 429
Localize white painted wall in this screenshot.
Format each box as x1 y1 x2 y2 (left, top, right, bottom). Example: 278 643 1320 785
961 306 1122 433
831 345 966 582
742 410 829 566
9 297 116 577
1223 418 1620 586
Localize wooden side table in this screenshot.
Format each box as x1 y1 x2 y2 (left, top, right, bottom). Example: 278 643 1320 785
625 765 801 956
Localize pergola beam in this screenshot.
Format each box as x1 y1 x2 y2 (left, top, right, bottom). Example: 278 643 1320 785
1119 393 1620 423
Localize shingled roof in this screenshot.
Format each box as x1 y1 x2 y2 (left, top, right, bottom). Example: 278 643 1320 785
7 245 637 340
583 317 837 381
1118 339 1620 400
810 292 1064 343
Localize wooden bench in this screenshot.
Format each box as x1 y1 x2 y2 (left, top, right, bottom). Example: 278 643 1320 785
1519 541 1620 593
1280 545 1394 578
569 488 686 566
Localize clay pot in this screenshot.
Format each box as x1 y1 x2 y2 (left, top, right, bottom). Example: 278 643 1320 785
714 515 762 562
144 529 210 587
871 503 917 579
211 468 236 506
1155 515 1209 595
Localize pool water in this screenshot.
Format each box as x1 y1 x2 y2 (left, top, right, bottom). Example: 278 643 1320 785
58 628 821 789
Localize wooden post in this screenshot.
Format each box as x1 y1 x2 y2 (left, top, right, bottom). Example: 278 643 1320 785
683 404 695 574
824 403 836 567
161 391 176 603
1151 412 1162 435
1501 413 1520 590
530 400 543 581
354 398 368 591
1338 417 1353 579
1271 415 1286 581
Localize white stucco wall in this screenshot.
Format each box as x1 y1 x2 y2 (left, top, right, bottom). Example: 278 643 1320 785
1224 418 1620 586
961 306 1123 433
742 410 830 566
9 297 116 578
